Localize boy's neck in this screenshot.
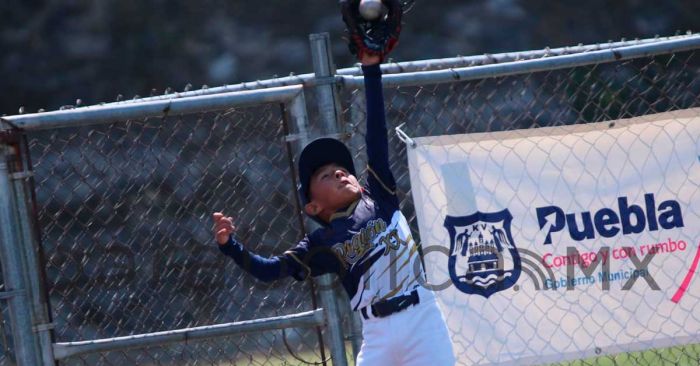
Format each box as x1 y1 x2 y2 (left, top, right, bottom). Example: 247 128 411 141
318 197 361 223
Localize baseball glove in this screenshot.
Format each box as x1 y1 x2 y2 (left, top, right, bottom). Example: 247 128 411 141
340 0 403 61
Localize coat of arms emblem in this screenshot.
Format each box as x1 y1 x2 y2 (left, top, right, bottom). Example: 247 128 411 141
444 209 521 298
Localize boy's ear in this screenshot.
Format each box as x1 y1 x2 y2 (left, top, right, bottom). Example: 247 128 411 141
304 202 320 216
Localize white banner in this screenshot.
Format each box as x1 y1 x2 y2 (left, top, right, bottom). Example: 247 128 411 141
406 108 700 365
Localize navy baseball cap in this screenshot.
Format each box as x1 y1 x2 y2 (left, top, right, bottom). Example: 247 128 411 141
298 138 356 205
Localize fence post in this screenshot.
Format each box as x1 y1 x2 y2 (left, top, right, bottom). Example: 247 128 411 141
9 135 55 365
315 274 348 366
309 33 344 136
334 280 363 362
309 32 351 366
0 129 41 365
343 78 367 363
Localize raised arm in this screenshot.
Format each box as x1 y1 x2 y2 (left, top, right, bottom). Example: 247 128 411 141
362 59 398 201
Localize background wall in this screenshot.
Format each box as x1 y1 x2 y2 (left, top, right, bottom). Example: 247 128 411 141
2 0 699 116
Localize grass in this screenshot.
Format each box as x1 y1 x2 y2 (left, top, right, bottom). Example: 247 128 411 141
242 342 700 365
548 343 700 366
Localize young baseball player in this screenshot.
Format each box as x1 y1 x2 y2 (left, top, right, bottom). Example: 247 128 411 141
213 1 455 364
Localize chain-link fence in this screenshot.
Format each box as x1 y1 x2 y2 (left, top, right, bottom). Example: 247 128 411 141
32 108 323 364
344 46 700 239
2 87 335 365
0 34 699 365
340 41 700 365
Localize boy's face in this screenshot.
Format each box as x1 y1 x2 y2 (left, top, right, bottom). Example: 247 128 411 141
305 163 362 218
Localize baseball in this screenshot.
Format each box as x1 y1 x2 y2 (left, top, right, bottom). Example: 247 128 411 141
359 0 385 21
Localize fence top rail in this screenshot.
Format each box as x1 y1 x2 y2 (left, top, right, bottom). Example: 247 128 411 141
348 33 697 75
8 34 695 118
106 34 696 103
2 85 303 131
339 33 700 89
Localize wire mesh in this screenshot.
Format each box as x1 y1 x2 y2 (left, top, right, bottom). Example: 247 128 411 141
26 105 326 365
59 330 324 366
341 49 700 365
3 37 698 366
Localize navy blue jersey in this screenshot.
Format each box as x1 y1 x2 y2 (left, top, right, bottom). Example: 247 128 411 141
220 64 425 310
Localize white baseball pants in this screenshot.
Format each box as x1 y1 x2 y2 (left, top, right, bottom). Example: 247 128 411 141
356 288 456 366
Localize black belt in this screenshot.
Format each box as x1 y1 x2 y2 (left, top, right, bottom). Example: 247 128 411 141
360 290 420 320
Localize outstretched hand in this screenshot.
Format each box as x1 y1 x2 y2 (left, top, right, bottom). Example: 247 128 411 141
212 212 236 245
341 0 402 63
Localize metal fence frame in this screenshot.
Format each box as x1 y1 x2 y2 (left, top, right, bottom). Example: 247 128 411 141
0 129 43 366
79 33 699 104
1 84 329 365
332 32 700 365
0 32 698 365
340 33 700 88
